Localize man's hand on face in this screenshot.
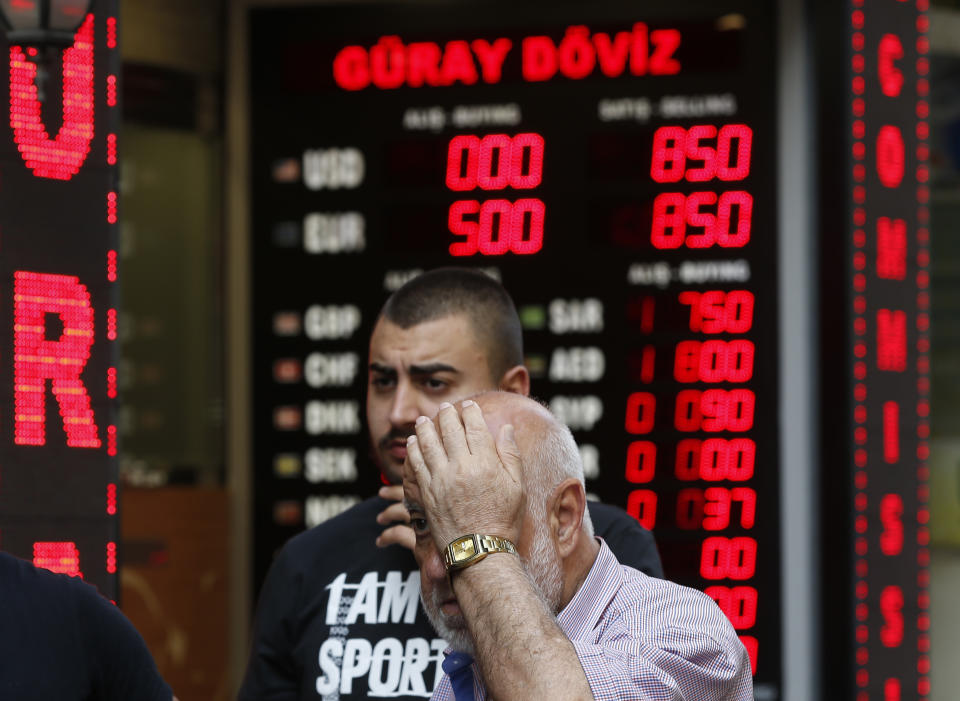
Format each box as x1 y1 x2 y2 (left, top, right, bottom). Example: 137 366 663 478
405 400 524 550
375 485 415 550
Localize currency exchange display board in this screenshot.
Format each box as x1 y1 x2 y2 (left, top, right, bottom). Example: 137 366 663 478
249 2 780 694
0 0 121 599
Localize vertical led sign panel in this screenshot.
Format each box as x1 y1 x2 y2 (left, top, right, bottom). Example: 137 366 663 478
249 1 780 693
820 1 929 698
0 0 121 599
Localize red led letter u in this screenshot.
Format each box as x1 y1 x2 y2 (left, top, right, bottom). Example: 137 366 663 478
8 15 95 181
14 271 101 448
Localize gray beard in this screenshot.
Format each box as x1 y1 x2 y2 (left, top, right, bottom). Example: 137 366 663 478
420 521 564 656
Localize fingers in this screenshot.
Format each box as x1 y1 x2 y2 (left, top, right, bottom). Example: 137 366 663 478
413 414 449 476
378 484 404 503
376 500 410 526
495 424 523 485
376 524 416 551
436 402 470 459
460 399 497 456
405 431 432 491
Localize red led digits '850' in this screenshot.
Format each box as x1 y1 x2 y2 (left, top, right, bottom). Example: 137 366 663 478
446 132 546 256
649 125 755 250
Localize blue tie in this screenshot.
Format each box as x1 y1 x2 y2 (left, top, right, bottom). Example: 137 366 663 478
442 651 475 701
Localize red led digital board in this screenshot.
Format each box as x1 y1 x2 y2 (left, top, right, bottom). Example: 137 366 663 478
249 1 780 694
816 1 929 699
0 0 121 599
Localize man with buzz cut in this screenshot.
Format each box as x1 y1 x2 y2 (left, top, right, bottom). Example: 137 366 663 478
239 267 662 701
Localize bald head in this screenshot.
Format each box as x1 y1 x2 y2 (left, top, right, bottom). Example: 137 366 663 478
463 391 593 538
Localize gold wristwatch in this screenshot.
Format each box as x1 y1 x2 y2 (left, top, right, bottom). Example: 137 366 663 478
443 534 517 572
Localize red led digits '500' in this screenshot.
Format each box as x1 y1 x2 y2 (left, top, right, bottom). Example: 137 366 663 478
448 198 545 256
447 132 545 256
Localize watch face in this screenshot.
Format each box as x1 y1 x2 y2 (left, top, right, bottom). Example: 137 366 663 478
452 537 476 560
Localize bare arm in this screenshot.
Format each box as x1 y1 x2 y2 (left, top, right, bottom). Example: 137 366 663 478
454 553 592 700
406 401 593 701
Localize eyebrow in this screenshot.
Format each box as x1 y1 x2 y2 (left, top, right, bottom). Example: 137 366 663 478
403 499 422 514
368 362 460 377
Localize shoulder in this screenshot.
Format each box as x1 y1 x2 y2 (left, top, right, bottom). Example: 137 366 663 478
0 551 85 609
586 502 663 578
615 567 737 643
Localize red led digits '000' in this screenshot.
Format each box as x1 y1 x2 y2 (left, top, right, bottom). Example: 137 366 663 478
650 124 753 183
675 438 756 482
674 339 755 383
651 191 753 249
679 290 754 333
446 132 544 191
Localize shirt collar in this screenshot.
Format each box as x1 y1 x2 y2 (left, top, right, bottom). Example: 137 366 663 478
555 538 623 642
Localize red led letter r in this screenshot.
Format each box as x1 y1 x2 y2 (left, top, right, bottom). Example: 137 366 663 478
14 271 101 448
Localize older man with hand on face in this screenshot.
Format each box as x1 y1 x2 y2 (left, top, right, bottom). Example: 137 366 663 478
404 392 753 701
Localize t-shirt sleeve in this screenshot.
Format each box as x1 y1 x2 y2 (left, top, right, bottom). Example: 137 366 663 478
75 583 173 701
238 546 302 701
570 628 753 701
587 501 664 578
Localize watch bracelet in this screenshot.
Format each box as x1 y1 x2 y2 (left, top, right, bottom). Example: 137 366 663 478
444 533 517 571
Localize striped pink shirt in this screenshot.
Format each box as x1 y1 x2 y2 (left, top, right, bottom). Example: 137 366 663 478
431 539 753 700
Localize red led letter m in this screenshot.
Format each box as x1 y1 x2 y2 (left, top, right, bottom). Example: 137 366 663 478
14 272 101 447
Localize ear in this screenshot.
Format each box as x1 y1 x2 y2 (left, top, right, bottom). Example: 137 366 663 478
548 478 587 559
498 364 530 397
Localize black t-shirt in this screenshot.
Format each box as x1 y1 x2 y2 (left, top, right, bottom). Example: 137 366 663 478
0 551 172 701
239 497 661 701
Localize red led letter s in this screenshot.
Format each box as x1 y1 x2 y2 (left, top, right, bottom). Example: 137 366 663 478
8 15 95 180
14 271 101 448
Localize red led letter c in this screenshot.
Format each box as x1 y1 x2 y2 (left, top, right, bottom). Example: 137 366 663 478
878 34 904 98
